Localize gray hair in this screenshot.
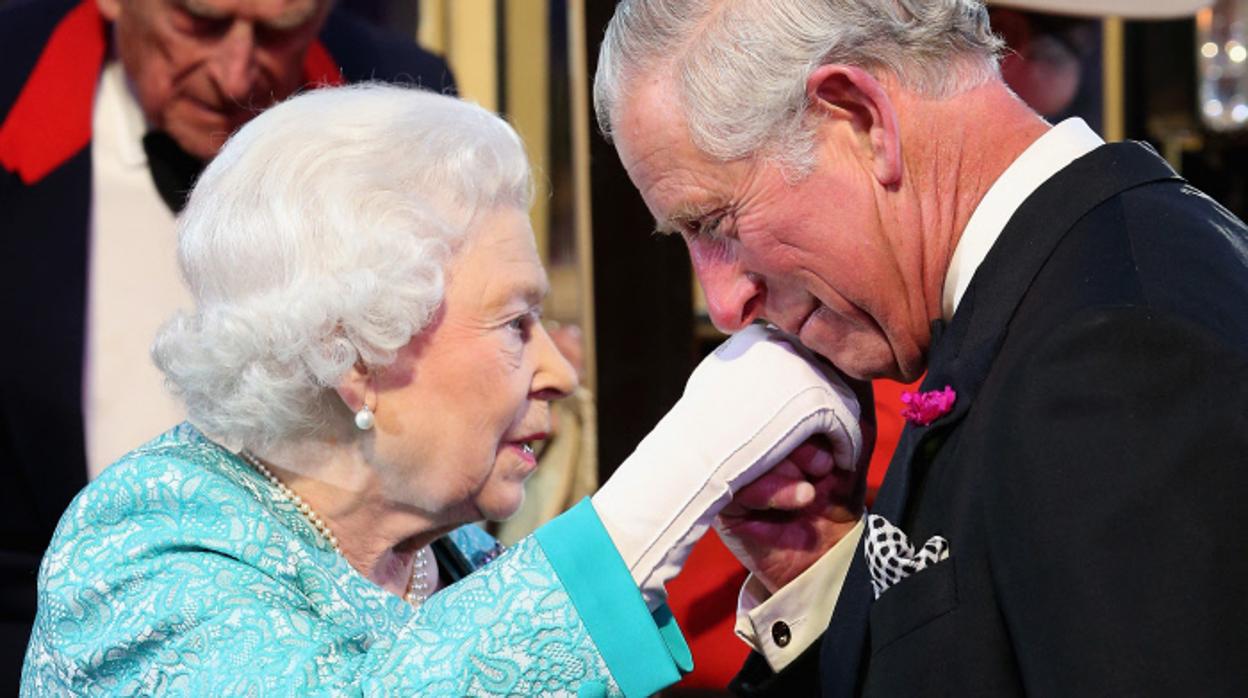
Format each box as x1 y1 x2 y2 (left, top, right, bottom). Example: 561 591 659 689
153 84 533 450
594 0 1003 169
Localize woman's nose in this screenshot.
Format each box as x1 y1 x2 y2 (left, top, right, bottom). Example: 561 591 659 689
532 322 578 400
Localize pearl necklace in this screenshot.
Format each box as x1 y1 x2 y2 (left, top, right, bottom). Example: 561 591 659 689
239 450 433 607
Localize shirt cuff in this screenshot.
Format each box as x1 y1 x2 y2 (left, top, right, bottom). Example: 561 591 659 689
733 517 865 672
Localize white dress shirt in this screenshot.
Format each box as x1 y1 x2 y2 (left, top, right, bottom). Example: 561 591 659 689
84 60 193 478
734 118 1105 671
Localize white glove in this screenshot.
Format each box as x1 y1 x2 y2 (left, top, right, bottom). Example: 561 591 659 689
591 324 862 609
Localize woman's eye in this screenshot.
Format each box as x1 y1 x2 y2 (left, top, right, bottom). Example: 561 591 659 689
506 314 533 339
504 308 543 340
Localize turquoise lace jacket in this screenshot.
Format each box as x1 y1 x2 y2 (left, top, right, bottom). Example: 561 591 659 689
21 425 691 696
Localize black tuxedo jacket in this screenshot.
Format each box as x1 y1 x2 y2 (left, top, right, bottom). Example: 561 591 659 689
734 142 1248 697
0 0 454 685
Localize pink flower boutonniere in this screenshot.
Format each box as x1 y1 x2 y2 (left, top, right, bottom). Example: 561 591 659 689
900 385 957 426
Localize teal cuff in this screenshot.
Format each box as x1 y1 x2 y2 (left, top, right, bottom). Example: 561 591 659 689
535 498 693 697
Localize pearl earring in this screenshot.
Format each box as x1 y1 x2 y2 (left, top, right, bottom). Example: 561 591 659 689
354 404 375 431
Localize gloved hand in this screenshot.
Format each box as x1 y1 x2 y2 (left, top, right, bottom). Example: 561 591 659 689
591 324 863 609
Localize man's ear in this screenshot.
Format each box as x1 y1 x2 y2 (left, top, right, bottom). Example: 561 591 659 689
805 65 903 187
96 0 122 22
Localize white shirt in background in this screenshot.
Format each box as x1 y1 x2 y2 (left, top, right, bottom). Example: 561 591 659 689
84 60 193 478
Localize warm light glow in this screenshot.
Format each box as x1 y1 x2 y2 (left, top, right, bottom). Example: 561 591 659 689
1196 8 1214 33
1196 5 1248 132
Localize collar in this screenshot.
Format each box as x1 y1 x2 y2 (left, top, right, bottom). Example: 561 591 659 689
941 118 1104 319
0 0 344 185
97 59 149 169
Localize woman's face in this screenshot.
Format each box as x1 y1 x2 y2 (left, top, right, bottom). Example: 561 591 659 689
369 207 577 525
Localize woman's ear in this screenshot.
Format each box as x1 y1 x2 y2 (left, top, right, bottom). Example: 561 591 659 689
805 64 903 187
334 360 371 414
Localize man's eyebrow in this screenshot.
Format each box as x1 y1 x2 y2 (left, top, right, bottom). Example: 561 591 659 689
654 203 724 237
652 218 680 237
179 0 229 19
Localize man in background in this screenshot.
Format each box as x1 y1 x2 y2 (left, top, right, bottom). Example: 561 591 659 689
991 2 1103 127
0 0 452 682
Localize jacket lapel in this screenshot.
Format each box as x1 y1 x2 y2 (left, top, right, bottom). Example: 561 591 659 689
870 317 968 525
819 141 1182 698
874 141 1181 528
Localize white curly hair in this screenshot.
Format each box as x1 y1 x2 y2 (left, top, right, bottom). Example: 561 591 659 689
594 0 1004 170
153 84 533 450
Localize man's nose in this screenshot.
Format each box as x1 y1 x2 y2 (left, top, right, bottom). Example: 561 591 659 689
691 253 764 333
210 22 259 102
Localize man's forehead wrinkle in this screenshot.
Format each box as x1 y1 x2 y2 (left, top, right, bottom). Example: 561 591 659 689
618 70 737 236
649 167 727 234
624 134 689 230
638 126 730 208
267 0 320 29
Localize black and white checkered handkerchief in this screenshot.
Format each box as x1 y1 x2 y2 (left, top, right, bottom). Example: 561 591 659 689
865 514 950 599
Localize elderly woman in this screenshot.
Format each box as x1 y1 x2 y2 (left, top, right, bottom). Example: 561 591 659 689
21 85 861 696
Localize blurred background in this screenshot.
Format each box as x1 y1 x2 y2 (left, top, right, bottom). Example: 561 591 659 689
3 0 1246 694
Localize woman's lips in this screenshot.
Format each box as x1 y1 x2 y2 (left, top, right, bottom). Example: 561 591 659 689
505 433 548 468
512 442 537 466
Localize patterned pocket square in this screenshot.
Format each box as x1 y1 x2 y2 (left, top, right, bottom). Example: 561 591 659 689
865 514 950 599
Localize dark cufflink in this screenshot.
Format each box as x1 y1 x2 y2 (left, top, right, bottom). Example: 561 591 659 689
771 620 791 648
